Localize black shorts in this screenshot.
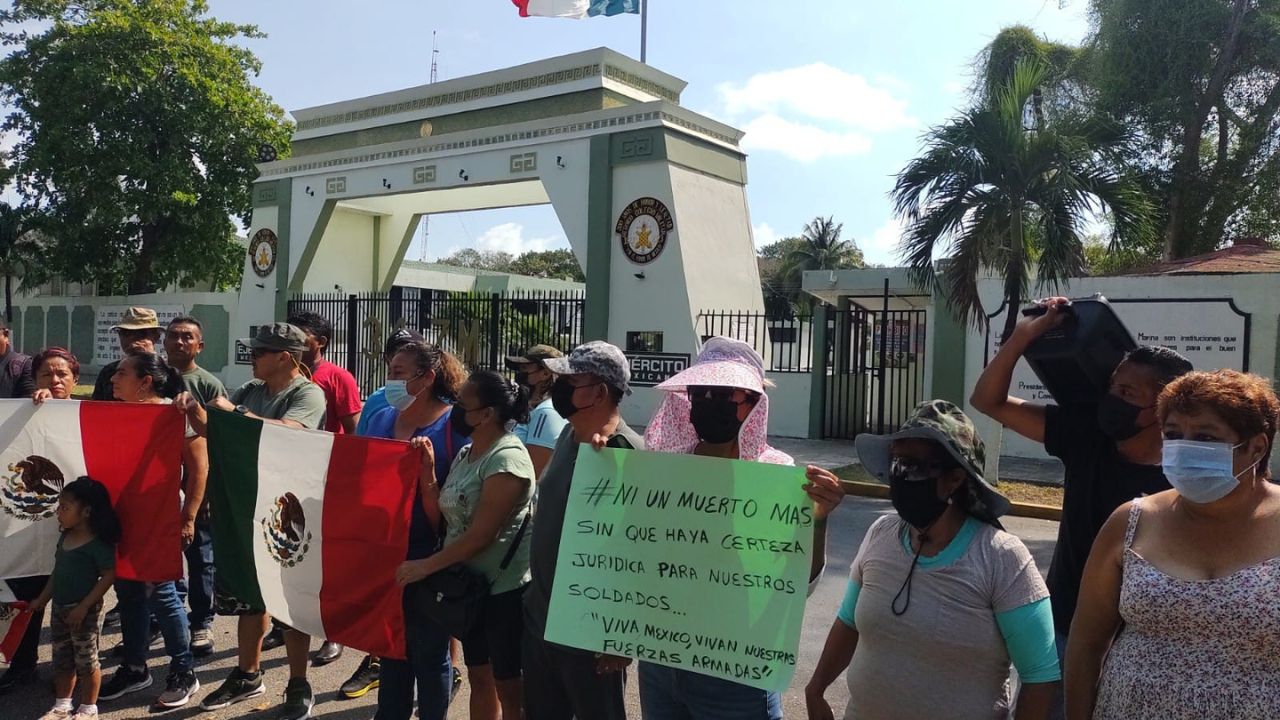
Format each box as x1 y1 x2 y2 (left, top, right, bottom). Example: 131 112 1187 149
459 585 526 681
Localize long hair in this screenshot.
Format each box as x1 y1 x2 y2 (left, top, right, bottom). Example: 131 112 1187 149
469 370 532 425
61 476 122 545
125 353 186 399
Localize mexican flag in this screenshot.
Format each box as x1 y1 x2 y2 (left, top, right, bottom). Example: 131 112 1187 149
0 400 184 582
1 601 31 662
207 410 420 659
512 0 639 18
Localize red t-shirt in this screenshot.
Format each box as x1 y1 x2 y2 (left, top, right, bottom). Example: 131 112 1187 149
310 358 363 434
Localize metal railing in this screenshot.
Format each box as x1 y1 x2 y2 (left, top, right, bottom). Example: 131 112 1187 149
697 310 818 373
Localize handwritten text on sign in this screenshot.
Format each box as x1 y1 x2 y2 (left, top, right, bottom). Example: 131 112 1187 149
545 447 813 691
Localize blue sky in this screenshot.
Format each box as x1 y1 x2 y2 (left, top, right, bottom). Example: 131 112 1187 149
209 0 1091 266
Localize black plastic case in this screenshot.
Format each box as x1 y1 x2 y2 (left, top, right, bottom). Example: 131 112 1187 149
1021 294 1137 405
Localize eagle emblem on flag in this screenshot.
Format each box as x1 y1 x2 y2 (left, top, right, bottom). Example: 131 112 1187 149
262 492 311 567
1 456 66 521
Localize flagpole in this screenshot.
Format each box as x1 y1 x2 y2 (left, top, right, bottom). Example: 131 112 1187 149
640 0 648 63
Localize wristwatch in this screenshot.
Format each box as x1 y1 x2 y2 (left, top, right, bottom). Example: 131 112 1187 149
234 405 250 416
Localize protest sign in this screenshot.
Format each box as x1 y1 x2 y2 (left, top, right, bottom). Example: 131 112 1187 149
545 446 813 691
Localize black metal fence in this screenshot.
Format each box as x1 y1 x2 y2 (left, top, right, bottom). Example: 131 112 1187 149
697 311 819 373
288 288 585 397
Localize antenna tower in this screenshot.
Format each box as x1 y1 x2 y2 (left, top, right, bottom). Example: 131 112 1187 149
420 32 440 262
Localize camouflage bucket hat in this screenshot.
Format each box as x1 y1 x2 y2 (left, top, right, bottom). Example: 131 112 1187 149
854 399 1011 521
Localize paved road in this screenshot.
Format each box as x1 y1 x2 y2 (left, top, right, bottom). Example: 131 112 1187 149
3 497 1059 719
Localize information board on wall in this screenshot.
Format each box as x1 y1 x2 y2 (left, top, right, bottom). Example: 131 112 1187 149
987 298 1249 403
93 305 187 367
545 447 813 691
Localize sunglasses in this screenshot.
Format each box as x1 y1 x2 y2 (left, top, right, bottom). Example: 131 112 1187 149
250 348 284 359
686 386 759 405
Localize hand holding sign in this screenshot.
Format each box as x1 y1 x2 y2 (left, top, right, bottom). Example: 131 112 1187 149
546 447 813 691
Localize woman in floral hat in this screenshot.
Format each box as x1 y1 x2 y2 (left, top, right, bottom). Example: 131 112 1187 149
640 336 844 720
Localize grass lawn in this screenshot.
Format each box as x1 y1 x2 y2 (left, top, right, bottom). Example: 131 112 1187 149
831 464 1064 509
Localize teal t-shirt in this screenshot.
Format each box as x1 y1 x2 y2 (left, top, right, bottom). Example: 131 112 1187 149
438 433 535 594
51 535 115 605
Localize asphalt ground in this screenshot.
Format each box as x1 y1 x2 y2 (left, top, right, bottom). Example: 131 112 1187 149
2 497 1059 719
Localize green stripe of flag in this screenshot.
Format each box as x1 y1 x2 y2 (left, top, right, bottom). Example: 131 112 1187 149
207 410 265 611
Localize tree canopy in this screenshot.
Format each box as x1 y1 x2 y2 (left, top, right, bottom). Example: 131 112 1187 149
0 0 292 294
436 247 585 282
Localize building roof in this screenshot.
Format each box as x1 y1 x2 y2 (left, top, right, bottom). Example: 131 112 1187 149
1140 240 1280 275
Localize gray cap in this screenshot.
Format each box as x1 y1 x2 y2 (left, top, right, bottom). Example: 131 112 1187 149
543 340 631 395
240 322 308 353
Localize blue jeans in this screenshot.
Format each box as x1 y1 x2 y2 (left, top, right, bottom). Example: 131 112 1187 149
115 579 193 675
638 662 782 720
183 523 215 631
376 591 451 720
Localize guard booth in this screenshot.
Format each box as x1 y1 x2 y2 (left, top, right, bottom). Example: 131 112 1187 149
235 47 770 425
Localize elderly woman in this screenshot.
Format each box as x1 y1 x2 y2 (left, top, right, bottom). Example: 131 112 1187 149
1065 370 1280 719
639 336 844 720
0 349 83 694
806 401 1059 720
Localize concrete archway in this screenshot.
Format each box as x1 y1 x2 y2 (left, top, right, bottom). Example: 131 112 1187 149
237 48 766 418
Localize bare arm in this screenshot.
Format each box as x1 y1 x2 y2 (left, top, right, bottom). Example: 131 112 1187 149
527 445 553 481
339 412 360 435
804 466 844 583
1064 503 1128 720
180 435 208 546
805 619 859 720
969 298 1068 444
1014 682 1057 720
397 471 528 585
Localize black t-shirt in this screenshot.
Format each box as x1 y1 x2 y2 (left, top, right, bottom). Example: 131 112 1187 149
0 350 34 399
1044 404 1169 635
92 361 120 401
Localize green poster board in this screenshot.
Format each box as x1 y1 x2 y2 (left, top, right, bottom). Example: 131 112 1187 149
545 446 814 691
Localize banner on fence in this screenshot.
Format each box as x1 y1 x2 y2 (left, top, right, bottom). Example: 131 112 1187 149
545 447 813 691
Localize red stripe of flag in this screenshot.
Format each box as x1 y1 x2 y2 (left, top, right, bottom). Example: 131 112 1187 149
512 0 532 17
81 402 185 582
1 602 31 662
318 434 419 659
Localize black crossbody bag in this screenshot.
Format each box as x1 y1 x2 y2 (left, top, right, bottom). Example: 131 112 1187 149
410 514 529 638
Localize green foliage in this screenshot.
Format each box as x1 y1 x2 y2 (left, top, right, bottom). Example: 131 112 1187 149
893 61 1156 340
437 248 515 272
0 0 293 294
756 219 864 317
1082 236 1162 276
977 25 1084 125
0 203 41 321
1082 0 1280 257
507 248 585 281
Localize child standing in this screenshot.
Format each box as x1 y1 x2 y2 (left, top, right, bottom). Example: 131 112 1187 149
30 477 121 719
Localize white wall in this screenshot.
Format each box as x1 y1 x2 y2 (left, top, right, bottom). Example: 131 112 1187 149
766 372 812 438
964 274 1280 460
307 209 376 292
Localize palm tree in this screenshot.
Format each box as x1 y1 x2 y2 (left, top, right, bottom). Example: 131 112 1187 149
778 217 865 313
891 61 1155 341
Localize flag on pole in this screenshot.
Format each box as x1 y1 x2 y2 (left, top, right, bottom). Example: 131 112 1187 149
0 400 185 583
0 601 31 662
512 0 639 18
206 410 420 659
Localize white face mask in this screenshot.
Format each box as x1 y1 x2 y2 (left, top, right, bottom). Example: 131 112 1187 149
1161 440 1257 504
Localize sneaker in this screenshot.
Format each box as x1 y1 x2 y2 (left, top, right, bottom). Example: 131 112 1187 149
99 665 152 701
261 625 286 651
102 605 120 628
71 708 98 718
37 707 71 720
274 678 314 720
339 655 380 699
155 670 200 709
199 668 265 711
190 628 214 657
449 665 463 704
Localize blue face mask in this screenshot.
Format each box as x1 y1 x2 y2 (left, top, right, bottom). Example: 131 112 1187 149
1161 440 1257 504
384 377 421 412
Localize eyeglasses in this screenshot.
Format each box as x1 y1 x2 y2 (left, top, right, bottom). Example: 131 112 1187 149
888 458 951 482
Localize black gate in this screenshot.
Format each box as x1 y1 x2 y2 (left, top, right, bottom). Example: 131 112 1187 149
288 287 585 397
822 304 927 439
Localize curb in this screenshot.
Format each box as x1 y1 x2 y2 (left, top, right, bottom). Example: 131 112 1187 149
839 480 1063 522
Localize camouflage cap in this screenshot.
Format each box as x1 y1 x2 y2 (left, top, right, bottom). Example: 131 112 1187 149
505 344 565 370
542 340 631 395
240 323 308 353
854 399 1011 521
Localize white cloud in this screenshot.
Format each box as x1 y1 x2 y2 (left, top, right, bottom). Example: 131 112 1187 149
714 63 915 163
474 222 563 256
943 78 967 96
717 63 917 133
739 114 872 163
864 216 907 266
752 222 780 249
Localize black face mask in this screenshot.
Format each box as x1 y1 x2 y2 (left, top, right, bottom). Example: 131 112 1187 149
1097 393 1149 442
450 405 481 438
514 371 531 387
888 465 951 531
551 380 588 419
689 397 743 444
